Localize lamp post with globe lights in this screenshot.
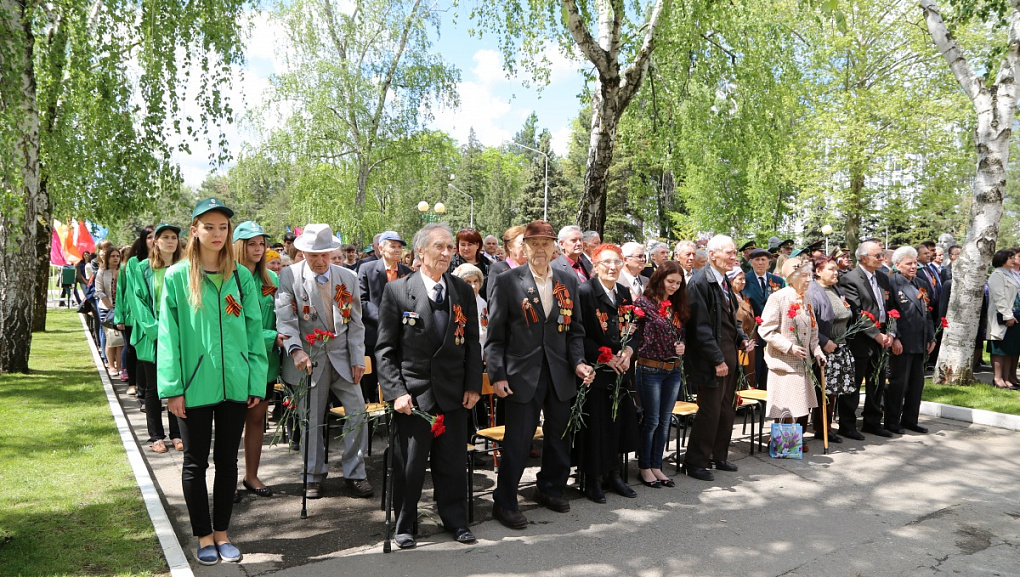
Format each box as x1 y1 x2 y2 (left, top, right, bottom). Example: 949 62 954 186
417 200 446 224
821 224 834 254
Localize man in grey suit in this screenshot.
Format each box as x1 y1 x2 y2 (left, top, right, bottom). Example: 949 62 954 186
550 225 592 282
376 223 482 548
276 224 373 499
485 220 594 530
620 241 649 301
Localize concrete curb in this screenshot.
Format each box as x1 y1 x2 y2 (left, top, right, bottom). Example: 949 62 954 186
919 400 1020 431
78 314 194 577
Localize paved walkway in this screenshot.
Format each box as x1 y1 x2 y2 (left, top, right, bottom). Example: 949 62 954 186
104 363 1020 577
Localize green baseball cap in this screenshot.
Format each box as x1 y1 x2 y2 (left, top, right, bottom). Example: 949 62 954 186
154 222 181 237
233 221 269 242
192 197 234 219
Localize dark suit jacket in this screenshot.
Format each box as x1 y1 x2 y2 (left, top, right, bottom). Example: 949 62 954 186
914 264 939 313
551 254 592 283
743 271 786 318
685 267 748 390
941 263 953 283
484 264 586 404
484 259 513 300
838 266 891 357
376 272 482 413
888 272 935 355
577 278 632 389
358 259 411 350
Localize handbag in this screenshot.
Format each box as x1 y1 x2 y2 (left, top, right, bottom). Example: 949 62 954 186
769 413 803 459
101 307 117 329
105 327 125 347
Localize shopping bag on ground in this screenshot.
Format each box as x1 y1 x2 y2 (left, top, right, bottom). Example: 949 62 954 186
769 422 803 459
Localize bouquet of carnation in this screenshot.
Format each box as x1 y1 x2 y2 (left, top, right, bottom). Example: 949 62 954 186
564 346 615 444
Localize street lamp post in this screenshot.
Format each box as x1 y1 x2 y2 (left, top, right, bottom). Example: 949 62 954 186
448 176 474 228
417 200 446 224
509 141 549 221
821 224 834 254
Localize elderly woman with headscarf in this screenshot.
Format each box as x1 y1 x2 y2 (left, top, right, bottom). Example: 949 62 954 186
758 257 826 438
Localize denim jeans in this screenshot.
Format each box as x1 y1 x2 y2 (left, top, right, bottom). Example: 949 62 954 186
636 365 684 469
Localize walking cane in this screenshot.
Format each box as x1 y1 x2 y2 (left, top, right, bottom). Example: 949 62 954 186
301 363 316 520
819 372 830 455
383 411 396 553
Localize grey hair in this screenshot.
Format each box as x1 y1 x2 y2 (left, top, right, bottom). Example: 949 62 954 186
557 225 582 242
483 235 498 244
891 246 917 266
856 240 878 260
452 262 484 284
706 234 734 254
648 241 668 254
621 241 643 257
696 248 708 259
582 230 600 242
675 240 696 254
412 223 453 254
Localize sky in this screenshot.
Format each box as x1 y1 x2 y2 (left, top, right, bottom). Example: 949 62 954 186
173 2 589 189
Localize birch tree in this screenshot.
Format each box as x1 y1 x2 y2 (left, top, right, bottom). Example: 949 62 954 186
470 0 668 234
1 0 251 373
921 0 1020 383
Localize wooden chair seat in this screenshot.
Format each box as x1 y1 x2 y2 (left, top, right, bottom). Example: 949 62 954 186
737 388 767 402
672 401 698 416
475 425 543 444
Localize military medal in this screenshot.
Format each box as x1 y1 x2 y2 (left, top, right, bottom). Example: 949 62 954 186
302 305 311 320
402 311 420 326
453 304 468 345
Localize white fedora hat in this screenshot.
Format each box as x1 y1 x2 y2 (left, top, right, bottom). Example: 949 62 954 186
294 224 342 253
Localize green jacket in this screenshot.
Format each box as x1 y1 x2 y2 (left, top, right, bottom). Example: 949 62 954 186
252 267 281 384
156 261 268 407
113 256 140 327
130 260 165 363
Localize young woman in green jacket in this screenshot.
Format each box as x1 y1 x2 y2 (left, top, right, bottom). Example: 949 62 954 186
131 223 183 453
116 228 153 393
232 221 282 500
157 199 268 565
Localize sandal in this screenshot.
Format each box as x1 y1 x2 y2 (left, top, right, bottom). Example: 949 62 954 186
151 440 169 453
172 438 184 451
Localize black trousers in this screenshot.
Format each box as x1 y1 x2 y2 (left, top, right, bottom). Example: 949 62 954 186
841 344 885 431
122 326 139 394
178 401 247 536
886 352 925 428
683 369 738 468
391 408 469 534
139 360 180 442
494 362 571 510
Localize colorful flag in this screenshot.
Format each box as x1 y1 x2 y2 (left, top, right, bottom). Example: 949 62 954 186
50 229 68 266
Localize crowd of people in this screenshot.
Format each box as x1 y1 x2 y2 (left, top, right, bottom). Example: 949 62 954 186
75 197 1005 564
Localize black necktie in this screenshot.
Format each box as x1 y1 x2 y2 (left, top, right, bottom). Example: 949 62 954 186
760 276 767 296
433 283 444 305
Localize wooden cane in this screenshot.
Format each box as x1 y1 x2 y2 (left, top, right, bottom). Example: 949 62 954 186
820 372 829 454
383 410 396 553
301 369 312 519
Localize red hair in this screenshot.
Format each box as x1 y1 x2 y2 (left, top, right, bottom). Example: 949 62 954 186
592 243 622 261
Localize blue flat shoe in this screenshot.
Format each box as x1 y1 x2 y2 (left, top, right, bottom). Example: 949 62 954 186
216 542 242 563
196 544 219 565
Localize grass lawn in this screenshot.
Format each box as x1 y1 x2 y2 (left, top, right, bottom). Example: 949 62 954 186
923 379 1020 416
0 309 167 577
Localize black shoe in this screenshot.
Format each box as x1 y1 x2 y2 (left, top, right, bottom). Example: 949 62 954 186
346 478 374 498
839 429 865 441
885 425 906 435
534 491 570 513
903 424 929 434
604 474 637 498
828 434 843 443
639 477 662 488
233 489 242 504
492 503 528 530
584 477 606 503
680 464 714 482
452 527 477 544
394 533 416 549
710 460 738 472
242 479 273 497
862 425 893 438
658 477 676 488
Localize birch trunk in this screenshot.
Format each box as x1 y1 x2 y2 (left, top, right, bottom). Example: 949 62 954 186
0 2 43 373
920 0 1020 384
566 0 668 235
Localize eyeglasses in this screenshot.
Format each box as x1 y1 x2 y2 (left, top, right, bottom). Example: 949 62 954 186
597 259 624 267
626 254 646 261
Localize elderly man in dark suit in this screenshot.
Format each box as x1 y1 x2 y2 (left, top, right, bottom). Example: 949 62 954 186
550 225 592 282
376 223 482 549
885 247 935 435
681 235 754 482
837 240 895 440
485 220 593 530
358 231 412 402
742 248 785 389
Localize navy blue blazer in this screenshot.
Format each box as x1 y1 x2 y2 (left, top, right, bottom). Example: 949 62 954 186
743 271 786 317
888 272 935 354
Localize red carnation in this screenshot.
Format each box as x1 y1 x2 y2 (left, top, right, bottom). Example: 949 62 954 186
863 311 876 322
787 306 798 319
888 309 900 319
633 307 646 318
940 317 949 328
430 414 446 437
755 316 763 325
305 334 316 345
597 346 614 363
658 300 672 318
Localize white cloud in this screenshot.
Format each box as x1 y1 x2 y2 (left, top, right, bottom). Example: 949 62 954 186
471 49 509 85
432 79 515 147
550 125 573 157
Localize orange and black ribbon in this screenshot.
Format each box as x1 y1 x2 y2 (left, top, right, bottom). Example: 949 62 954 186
553 281 571 307
522 298 539 325
225 294 242 317
596 309 609 332
334 283 353 307
262 284 278 297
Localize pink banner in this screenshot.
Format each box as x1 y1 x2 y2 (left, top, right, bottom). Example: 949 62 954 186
50 229 68 266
